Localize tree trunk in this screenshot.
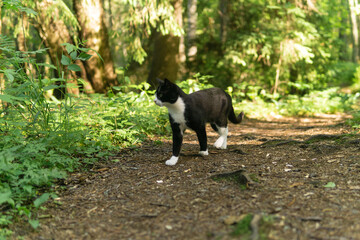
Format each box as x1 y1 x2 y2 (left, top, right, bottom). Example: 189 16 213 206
348 0 359 63
289 67 299 95
339 0 350 61
148 0 183 86
16 13 35 76
0 4 4 107
186 0 197 64
219 0 228 44
33 0 92 98
273 42 283 96
73 0 117 93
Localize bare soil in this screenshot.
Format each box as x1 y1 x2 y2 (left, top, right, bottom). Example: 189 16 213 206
14 116 360 240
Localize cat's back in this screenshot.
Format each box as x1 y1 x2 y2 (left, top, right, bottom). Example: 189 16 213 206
188 87 229 101
185 87 231 119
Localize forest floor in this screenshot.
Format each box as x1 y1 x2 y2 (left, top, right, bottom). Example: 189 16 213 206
13 115 360 240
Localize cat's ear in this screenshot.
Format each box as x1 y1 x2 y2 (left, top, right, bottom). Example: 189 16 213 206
164 78 171 85
156 78 164 86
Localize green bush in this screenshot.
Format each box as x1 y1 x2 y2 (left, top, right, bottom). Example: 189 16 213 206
0 37 170 234
235 87 359 119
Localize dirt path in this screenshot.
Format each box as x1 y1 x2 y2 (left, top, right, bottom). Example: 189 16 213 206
15 116 360 240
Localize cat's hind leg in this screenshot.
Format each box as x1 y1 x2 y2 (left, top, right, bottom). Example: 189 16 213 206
212 123 228 149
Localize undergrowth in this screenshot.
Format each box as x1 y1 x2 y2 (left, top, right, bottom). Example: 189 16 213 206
1 39 359 237
235 88 359 119
0 35 169 236
178 75 359 119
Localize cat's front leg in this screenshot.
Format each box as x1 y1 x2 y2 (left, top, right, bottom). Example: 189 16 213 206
166 123 183 166
166 156 179 166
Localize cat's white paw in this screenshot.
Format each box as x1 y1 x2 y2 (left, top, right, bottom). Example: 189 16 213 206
214 126 228 149
199 150 209 156
214 137 227 149
165 156 179 166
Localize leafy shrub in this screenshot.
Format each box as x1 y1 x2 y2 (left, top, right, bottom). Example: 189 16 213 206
235 87 359 119
80 83 170 149
0 36 169 234
326 61 358 87
177 73 215 93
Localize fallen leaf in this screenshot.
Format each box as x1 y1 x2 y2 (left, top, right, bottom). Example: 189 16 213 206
322 208 333 212
304 192 315 197
223 215 247 225
289 182 304 188
190 198 209 204
287 197 296 207
95 168 109 172
324 182 336 188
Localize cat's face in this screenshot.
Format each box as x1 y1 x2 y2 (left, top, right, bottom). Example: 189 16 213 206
154 78 179 107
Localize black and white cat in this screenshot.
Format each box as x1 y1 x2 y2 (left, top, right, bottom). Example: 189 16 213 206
154 78 244 166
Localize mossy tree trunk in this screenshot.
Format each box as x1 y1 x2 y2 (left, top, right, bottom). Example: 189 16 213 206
147 0 183 87
186 0 197 72
348 0 359 63
73 0 117 93
33 0 92 98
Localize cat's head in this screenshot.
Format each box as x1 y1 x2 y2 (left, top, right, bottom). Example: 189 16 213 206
154 78 179 107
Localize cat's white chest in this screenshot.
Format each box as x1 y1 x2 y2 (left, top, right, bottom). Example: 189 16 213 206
165 97 187 127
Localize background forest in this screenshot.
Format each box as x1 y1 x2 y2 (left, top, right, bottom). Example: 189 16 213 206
1 0 360 236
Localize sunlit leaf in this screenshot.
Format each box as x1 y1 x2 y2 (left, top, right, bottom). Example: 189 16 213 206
61 55 71 66
70 51 77 60
0 190 12 205
324 182 336 188
37 63 57 70
61 43 76 54
34 193 50 208
78 52 92 61
68 64 81 72
43 85 60 91
0 94 14 104
29 219 39 229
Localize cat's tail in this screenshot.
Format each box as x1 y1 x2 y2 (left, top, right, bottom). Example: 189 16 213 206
228 107 244 124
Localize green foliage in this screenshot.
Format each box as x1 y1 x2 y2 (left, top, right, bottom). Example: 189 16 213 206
230 214 273 239
277 88 358 116
2 0 360 237
0 35 170 234
177 73 215 93
61 41 95 73
110 0 183 64
234 86 359 119
350 65 360 92
77 82 170 149
0 37 110 232
2 0 37 16
231 214 253 237
346 110 360 129
195 0 356 96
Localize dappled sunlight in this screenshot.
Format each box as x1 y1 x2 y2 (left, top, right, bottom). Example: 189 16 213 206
3 0 360 238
